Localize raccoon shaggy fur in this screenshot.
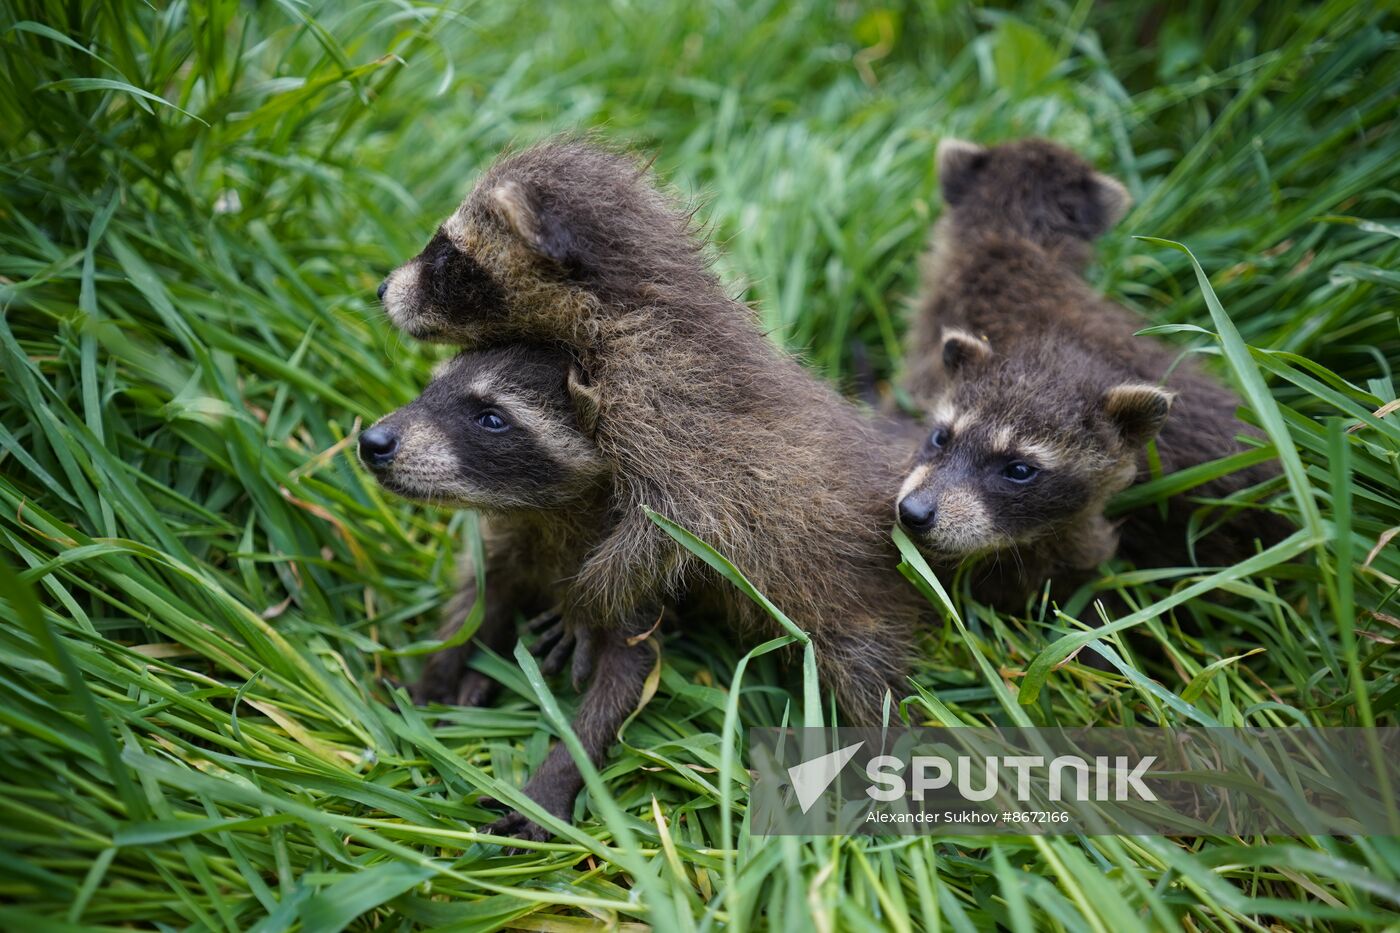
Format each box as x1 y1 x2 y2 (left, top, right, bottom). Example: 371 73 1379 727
897 137 1287 606
376 140 931 837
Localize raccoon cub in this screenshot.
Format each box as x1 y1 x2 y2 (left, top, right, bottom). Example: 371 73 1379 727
360 343 614 712
896 137 1285 606
360 344 657 838
376 140 930 839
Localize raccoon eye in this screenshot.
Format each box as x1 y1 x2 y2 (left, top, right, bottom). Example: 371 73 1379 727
425 231 457 271
475 410 510 432
926 427 950 451
430 246 455 274
1002 461 1039 483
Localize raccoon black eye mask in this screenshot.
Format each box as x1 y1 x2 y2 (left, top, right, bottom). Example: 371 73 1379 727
359 346 607 513
378 229 509 340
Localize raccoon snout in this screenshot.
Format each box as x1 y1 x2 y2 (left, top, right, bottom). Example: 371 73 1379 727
359 425 400 468
897 492 938 532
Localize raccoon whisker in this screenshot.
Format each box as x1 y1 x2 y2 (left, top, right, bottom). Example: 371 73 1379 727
1007 540 1028 589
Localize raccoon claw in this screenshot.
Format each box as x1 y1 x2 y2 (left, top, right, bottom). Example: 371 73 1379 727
531 622 575 676
524 607 564 634
540 632 576 676
571 629 596 691
528 611 597 685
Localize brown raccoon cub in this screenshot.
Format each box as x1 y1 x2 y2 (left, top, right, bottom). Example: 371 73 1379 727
360 344 660 838
896 137 1285 606
376 140 930 839
360 343 613 709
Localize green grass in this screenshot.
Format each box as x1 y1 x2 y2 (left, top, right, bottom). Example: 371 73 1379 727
1 0 1398 928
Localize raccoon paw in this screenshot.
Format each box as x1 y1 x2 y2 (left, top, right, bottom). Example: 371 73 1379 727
481 809 554 849
411 645 472 706
530 621 575 677
478 769 580 850
455 669 501 708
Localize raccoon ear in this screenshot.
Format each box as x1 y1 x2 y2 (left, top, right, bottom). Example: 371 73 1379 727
941 328 992 374
491 180 579 268
1088 171 1132 232
1102 383 1173 446
566 364 601 438
936 138 989 207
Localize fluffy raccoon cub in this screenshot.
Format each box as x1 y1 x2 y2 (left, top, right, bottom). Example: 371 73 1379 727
360 344 656 839
896 137 1286 606
376 140 930 839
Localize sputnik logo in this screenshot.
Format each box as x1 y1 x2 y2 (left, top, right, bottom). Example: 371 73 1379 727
787 741 865 813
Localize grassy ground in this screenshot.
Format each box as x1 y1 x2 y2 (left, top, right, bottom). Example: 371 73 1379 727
1 0 1398 929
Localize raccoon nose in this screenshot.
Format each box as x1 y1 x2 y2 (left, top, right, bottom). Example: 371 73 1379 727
359 425 399 467
376 279 389 302
898 494 937 532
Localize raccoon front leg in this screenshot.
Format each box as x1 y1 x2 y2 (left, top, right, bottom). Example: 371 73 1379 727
813 628 912 726
482 615 658 844
413 557 551 708
412 578 509 708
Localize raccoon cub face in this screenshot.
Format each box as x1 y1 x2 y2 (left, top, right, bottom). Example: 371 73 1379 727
358 345 608 512
896 333 1172 558
376 156 583 346
936 137 1131 247
377 224 510 342
378 141 681 346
